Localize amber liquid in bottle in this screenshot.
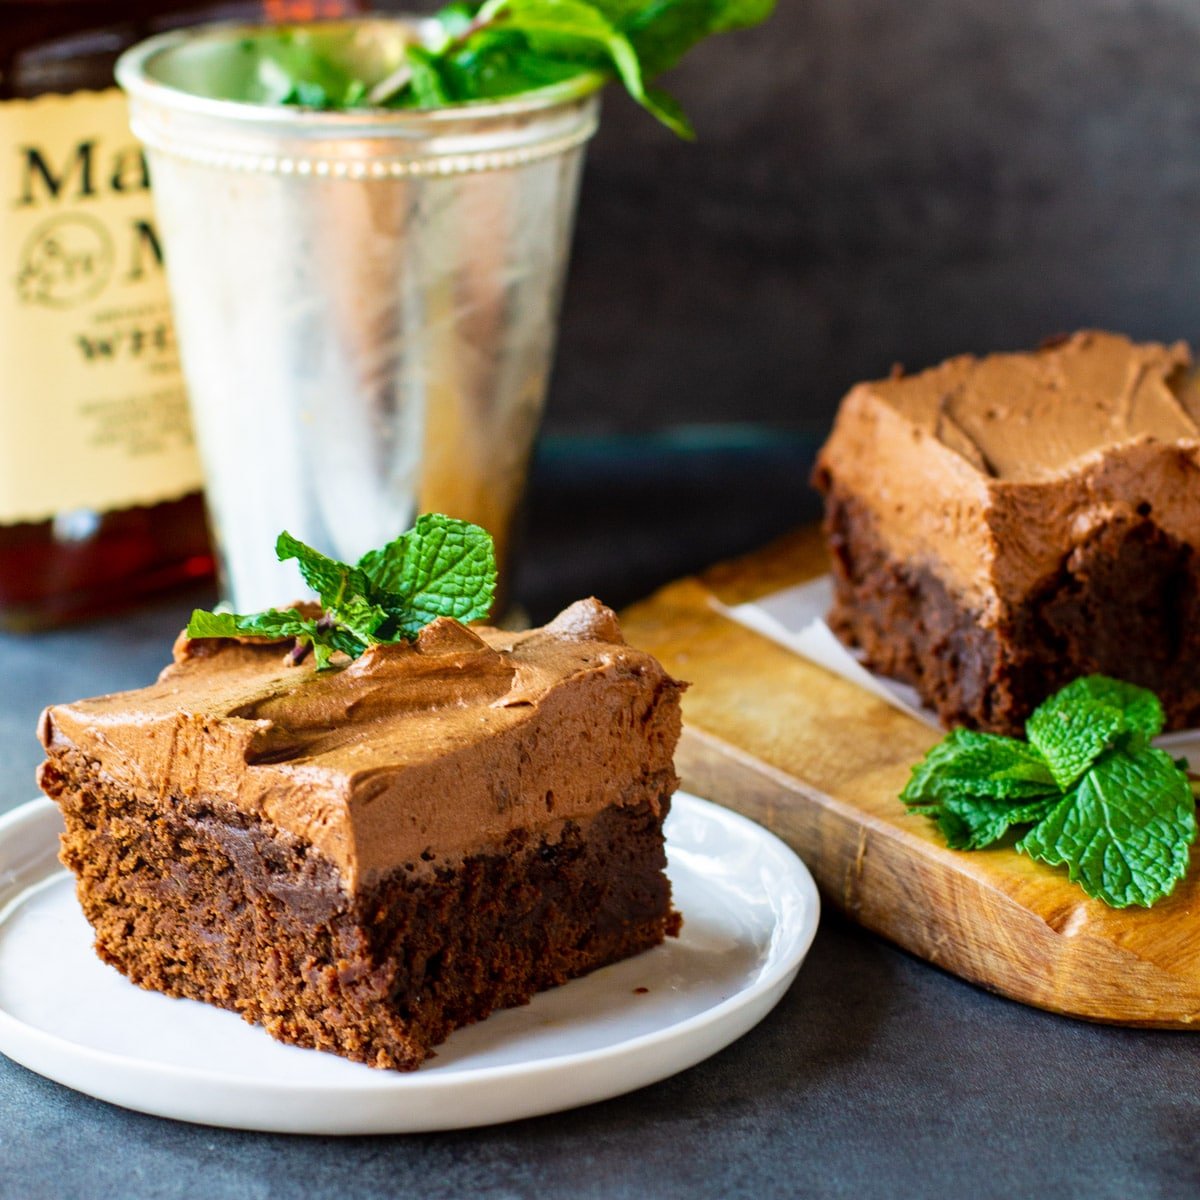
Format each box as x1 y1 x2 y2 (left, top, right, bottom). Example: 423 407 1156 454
0 2 347 630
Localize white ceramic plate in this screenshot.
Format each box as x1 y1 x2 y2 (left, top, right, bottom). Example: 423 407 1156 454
0 791 818 1135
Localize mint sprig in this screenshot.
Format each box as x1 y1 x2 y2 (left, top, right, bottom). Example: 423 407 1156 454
186 514 497 669
900 676 1198 908
253 0 775 138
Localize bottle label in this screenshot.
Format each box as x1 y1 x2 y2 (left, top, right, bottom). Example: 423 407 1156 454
0 89 204 525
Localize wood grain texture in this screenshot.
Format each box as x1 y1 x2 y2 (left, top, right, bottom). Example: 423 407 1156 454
622 532 1200 1027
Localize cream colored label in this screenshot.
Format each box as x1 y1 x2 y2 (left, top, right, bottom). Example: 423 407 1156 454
0 89 204 524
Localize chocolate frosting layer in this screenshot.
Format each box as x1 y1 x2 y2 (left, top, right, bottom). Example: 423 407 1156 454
814 331 1200 617
38 599 685 890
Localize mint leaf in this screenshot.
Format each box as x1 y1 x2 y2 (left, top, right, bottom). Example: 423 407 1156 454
934 794 1060 851
405 45 457 107
495 0 637 69
316 624 365 667
610 0 775 81
185 606 353 668
282 80 335 108
184 605 357 669
483 0 699 133
274 531 392 645
436 26 598 102
640 86 694 140
249 30 366 109
1017 747 1196 908
186 608 314 641
475 0 701 137
902 728 1059 849
276 532 374 613
902 728 1058 807
1026 675 1165 789
359 513 497 638
1060 675 1164 742
1026 698 1125 791
330 596 388 646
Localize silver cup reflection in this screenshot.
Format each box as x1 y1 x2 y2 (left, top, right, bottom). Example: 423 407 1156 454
117 20 601 612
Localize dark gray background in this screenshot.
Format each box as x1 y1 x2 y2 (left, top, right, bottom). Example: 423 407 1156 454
542 0 1200 436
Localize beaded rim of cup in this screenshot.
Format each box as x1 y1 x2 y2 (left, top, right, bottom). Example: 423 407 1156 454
127 116 600 178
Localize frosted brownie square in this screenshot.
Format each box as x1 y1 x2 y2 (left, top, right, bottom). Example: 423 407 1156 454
38 599 684 1069
813 331 1200 734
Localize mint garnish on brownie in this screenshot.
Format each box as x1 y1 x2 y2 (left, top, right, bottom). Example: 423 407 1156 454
901 676 1198 909
187 513 497 669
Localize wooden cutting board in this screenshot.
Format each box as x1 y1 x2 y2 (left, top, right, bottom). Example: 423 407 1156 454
621 527 1200 1027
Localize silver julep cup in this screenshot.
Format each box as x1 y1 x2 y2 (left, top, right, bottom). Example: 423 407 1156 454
116 20 601 612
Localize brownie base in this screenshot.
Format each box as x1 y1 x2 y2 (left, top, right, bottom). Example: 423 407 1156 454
822 488 1200 735
40 754 680 1070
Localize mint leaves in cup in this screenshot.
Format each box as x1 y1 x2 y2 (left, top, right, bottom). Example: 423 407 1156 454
248 0 776 137
187 514 497 670
901 676 1198 908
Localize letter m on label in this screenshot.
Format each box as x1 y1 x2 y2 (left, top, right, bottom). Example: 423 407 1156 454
17 141 96 206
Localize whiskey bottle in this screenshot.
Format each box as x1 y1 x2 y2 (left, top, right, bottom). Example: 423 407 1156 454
0 1 348 629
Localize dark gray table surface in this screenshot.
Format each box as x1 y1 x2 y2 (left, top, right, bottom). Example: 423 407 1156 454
2 443 1197 1200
